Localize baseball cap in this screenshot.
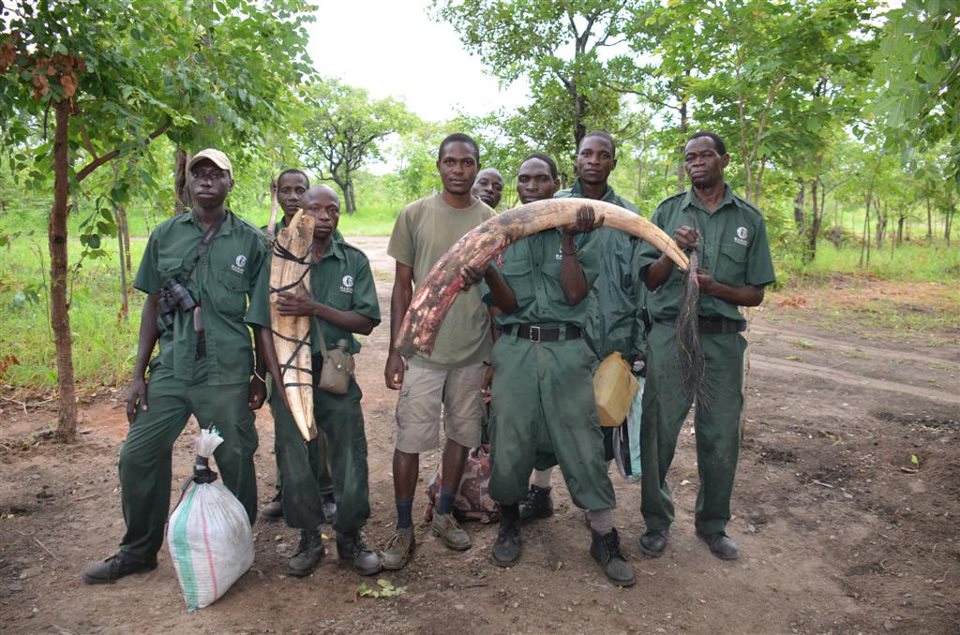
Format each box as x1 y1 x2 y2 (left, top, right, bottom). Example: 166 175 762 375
188 148 232 177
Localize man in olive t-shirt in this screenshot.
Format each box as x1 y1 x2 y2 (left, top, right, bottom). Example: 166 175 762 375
381 133 494 570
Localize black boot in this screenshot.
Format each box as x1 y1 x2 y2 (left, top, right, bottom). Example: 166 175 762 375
590 528 635 587
81 552 157 584
336 530 381 576
261 491 283 519
492 503 522 566
518 485 553 521
288 530 324 577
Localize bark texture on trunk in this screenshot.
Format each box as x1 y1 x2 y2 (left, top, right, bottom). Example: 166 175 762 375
50 101 77 443
396 199 688 357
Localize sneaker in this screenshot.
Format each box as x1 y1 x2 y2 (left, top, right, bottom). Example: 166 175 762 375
288 530 325 577
590 529 636 587
321 493 338 527
336 530 381 576
431 512 472 551
696 530 740 560
81 552 157 584
380 527 415 571
491 516 521 567
639 528 668 558
518 485 553 521
261 491 283 520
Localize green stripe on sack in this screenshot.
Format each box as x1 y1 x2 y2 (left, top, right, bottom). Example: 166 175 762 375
171 483 200 610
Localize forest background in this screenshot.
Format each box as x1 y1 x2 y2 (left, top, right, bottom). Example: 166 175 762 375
0 0 958 440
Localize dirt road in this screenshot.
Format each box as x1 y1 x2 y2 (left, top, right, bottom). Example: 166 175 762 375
2 237 958 634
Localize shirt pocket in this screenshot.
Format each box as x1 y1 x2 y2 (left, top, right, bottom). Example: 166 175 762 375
157 257 184 285
213 268 251 319
716 242 748 288
498 258 535 305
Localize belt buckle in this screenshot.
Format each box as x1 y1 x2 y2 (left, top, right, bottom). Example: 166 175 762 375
529 325 541 342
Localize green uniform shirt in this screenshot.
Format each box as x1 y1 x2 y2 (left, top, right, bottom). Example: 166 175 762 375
134 209 267 385
485 229 600 328
245 239 381 356
555 179 645 359
637 185 776 321
388 193 494 369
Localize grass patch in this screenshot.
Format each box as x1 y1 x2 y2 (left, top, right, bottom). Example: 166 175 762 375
0 233 146 391
779 240 960 283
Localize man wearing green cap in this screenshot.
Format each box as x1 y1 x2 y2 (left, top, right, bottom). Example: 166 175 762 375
82 148 268 584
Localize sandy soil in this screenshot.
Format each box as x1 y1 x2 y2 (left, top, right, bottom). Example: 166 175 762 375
1 237 958 634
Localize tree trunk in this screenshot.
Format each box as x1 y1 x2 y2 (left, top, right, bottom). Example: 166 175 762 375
926 196 933 241
875 200 887 249
174 148 192 214
344 171 357 214
805 177 821 263
860 196 871 267
115 204 129 321
50 101 78 443
946 190 954 246
896 210 905 245
793 178 805 231
676 99 688 192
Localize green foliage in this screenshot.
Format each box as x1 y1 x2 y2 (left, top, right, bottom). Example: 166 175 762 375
299 78 416 213
872 0 960 181
356 578 406 599
434 0 638 171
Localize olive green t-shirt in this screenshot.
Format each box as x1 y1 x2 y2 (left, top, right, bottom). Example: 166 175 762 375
245 240 381 358
485 229 600 328
637 185 776 322
134 209 267 385
387 193 494 369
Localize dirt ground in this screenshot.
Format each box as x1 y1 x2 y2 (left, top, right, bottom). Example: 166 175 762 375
2 236 959 634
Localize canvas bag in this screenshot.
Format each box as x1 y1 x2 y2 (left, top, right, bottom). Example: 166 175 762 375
425 444 500 523
167 428 255 611
314 321 354 394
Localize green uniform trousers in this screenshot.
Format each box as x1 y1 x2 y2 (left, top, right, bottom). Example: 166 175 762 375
640 321 746 535
489 335 615 511
271 400 333 498
271 377 370 534
118 360 259 562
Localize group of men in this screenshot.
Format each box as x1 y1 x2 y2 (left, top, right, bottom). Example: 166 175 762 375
81 129 775 590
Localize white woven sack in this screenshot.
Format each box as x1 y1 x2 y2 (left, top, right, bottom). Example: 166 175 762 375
166 428 254 611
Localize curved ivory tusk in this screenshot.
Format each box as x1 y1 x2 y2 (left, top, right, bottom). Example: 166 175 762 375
396 198 689 357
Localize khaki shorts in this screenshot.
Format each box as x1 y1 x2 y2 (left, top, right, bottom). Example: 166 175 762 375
395 358 486 453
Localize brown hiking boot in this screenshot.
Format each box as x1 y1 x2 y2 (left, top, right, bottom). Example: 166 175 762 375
380 527 415 571
431 512 471 551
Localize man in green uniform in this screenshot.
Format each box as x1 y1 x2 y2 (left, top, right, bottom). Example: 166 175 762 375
520 132 647 520
381 134 494 570
82 148 267 584
636 131 775 561
247 184 382 577
471 167 504 209
260 169 337 526
462 204 635 587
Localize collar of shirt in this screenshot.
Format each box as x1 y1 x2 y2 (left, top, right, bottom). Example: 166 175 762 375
569 178 618 203
177 208 237 237
314 238 345 263
681 184 736 215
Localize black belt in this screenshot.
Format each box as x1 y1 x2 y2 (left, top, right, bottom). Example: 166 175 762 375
655 316 746 335
502 324 582 342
